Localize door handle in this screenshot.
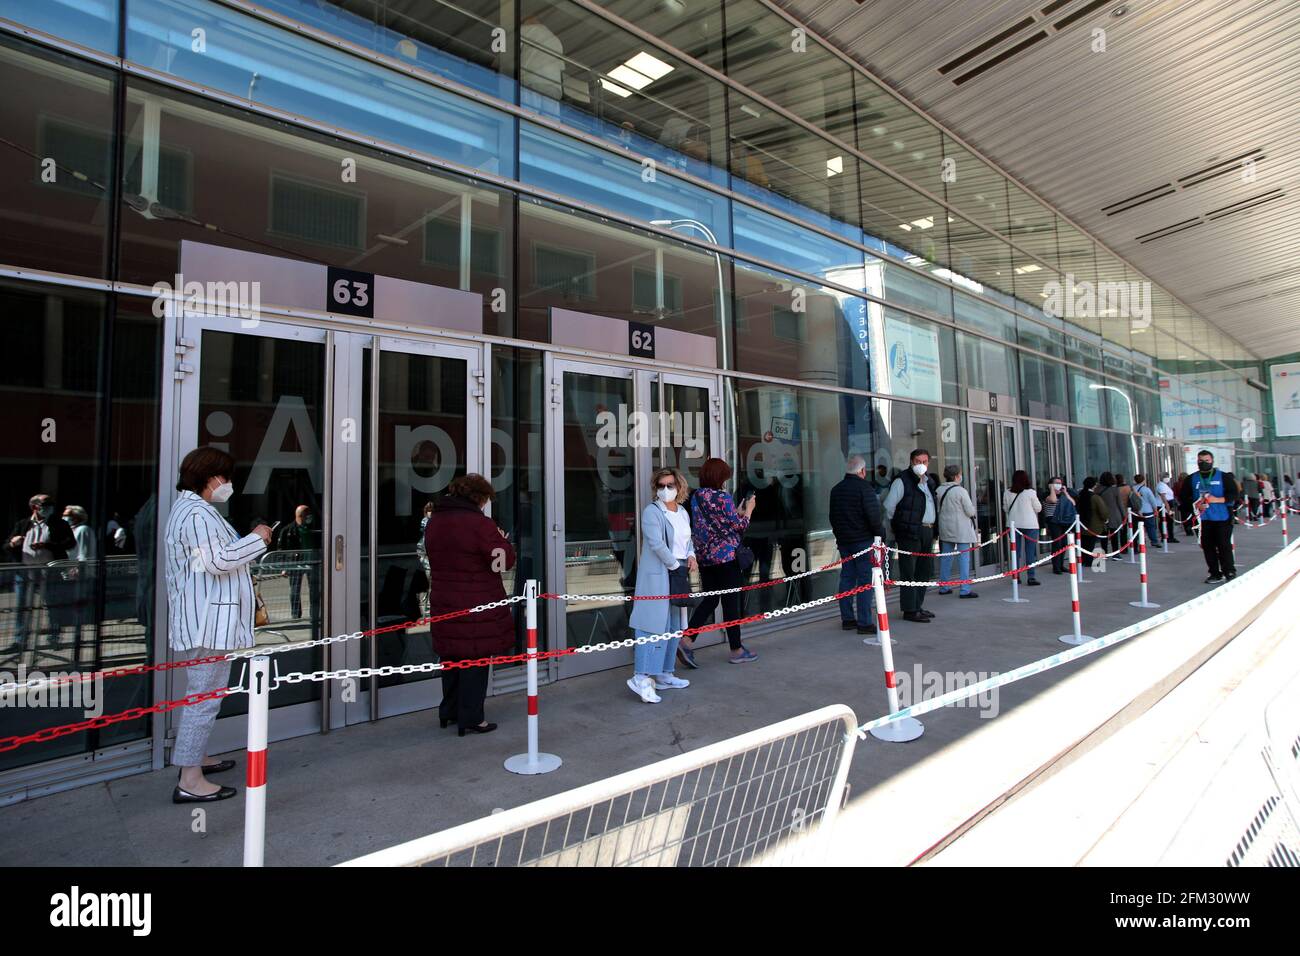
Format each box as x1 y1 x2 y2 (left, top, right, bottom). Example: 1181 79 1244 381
334 534 344 571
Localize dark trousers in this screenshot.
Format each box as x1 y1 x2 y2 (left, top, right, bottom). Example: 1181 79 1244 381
1200 520 1235 578
688 559 744 651
1047 522 1070 572
1080 531 1098 567
439 663 490 730
894 526 933 614
1164 510 1180 542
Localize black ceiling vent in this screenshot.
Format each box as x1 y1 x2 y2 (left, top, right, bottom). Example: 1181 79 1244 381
938 0 1117 87
1204 188 1285 221
1102 148 1267 216
1134 190 1285 243
1134 218 1203 244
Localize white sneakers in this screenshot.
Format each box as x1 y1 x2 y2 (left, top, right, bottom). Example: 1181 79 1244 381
654 674 690 690
627 673 690 702
627 675 661 704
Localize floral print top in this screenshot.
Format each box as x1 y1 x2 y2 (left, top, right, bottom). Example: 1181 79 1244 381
689 488 750 566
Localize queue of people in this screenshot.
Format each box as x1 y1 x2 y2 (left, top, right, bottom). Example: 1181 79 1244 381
134 442 1288 804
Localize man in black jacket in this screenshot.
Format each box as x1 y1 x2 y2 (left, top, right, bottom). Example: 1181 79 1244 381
829 454 886 635
882 449 940 622
6 493 77 654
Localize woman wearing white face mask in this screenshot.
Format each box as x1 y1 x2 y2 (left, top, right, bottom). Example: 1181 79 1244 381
164 446 272 803
626 468 698 703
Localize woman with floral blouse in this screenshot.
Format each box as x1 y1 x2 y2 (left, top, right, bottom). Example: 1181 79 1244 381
682 457 759 665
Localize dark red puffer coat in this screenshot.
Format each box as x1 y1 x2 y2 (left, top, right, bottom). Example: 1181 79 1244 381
424 495 517 660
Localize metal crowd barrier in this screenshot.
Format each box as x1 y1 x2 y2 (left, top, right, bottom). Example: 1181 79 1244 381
339 705 858 867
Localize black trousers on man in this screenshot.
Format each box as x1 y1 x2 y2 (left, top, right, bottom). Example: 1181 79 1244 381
894 526 933 614
1199 519 1235 578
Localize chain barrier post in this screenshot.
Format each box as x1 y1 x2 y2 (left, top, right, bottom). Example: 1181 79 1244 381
1283 501 1289 550
1128 512 1138 563
1003 521 1028 604
1128 520 1159 609
862 536 885 647
1058 532 1094 646
866 549 923 743
1073 517 1089 586
505 579 561 776
243 655 270 868
1160 506 1170 554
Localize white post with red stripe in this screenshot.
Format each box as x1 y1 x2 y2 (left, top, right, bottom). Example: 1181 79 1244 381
1003 521 1029 603
242 655 270 867
862 536 885 647
1058 532 1094 646
505 579 561 775
1128 512 1138 563
1073 517 1089 586
1283 501 1289 549
1128 519 1159 609
866 549 923 743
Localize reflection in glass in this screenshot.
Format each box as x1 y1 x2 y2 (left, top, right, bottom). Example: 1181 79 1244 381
561 372 635 650
197 330 324 715
362 349 467 689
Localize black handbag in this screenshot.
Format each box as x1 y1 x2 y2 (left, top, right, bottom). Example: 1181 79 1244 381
662 512 696 607
734 543 755 574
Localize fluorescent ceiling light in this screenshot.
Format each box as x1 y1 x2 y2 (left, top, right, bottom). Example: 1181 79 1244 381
607 64 653 90
625 51 674 81
909 217 934 230
598 78 633 97
740 104 762 119
826 155 843 176
871 126 886 136
897 223 913 231
1014 263 1042 274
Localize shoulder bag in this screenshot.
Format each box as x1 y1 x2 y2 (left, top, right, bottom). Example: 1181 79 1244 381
662 510 695 608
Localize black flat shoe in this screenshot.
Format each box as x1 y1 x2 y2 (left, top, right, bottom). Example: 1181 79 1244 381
172 785 236 804
857 624 876 635
439 717 452 729
201 759 236 775
841 621 858 630
902 612 930 623
458 722 497 737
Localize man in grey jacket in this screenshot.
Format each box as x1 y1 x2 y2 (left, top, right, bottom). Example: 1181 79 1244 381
935 465 980 598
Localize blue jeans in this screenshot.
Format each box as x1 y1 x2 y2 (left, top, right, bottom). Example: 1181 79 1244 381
937 542 973 595
633 627 679 676
1017 531 1039 581
1140 514 1158 546
837 544 875 626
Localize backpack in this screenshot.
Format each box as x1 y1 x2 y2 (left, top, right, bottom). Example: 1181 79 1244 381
1128 488 1144 513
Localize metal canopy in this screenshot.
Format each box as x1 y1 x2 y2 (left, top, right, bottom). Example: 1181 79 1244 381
770 0 1300 360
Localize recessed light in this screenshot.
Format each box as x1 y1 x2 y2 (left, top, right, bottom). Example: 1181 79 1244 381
1112 5 1128 17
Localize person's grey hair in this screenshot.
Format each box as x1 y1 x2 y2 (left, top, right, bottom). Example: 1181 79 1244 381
943 464 961 482
845 453 866 474
63 505 88 524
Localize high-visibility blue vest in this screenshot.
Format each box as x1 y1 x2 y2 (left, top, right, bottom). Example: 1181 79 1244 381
1191 470 1229 522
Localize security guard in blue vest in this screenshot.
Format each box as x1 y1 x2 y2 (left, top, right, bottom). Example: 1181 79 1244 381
1177 449 1240 584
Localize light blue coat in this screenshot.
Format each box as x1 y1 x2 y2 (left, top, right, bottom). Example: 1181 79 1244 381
628 500 694 634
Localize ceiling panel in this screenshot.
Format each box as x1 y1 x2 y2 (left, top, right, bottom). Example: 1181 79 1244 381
769 0 1300 358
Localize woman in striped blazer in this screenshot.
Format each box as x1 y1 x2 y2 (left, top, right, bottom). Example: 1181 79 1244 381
164 447 272 804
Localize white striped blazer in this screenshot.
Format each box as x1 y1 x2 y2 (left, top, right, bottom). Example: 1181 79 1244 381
163 491 267 652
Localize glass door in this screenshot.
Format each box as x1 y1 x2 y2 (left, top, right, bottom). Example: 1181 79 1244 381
347 335 483 724
173 312 330 751
1029 423 1071 488
546 357 718 679
968 416 1022 570
171 313 487 747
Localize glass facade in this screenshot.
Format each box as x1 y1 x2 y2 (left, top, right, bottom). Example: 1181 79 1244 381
0 0 1274 787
